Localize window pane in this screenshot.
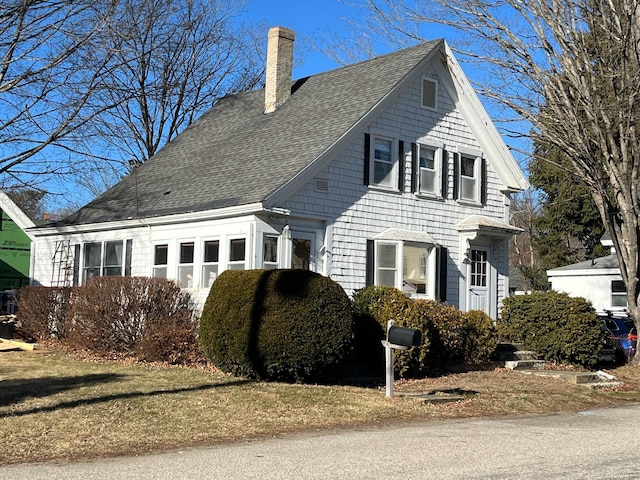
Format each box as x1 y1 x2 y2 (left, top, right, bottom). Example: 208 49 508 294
84 243 101 268
461 156 475 177
153 266 167 279
178 266 194 288
180 242 194 264
378 270 396 287
612 280 626 293
374 138 392 162
104 242 122 265
203 265 218 287
154 245 168 265
403 244 428 294
461 177 477 201
229 239 245 261
292 238 311 270
422 78 436 108
419 147 435 170
420 169 437 194
377 244 396 268
204 241 219 263
263 236 278 263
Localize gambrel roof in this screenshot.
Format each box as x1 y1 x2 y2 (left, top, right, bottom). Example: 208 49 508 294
53 39 528 227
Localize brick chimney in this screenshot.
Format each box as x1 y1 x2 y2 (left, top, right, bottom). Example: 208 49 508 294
264 26 295 114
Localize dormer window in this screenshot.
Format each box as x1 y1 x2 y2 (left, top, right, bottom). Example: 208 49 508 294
421 77 438 110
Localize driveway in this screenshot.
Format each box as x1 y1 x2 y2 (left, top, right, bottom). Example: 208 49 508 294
1 405 639 479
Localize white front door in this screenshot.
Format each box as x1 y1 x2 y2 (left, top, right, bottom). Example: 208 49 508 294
468 247 490 315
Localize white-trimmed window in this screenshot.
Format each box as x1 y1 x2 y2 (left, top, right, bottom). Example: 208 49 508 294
374 241 432 296
263 235 278 269
611 280 627 308
178 241 194 288
228 238 246 270
370 135 397 188
416 144 442 197
202 240 219 287
421 77 438 110
152 244 168 278
456 153 483 204
82 240 132 282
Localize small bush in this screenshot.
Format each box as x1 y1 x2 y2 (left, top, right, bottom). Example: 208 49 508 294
500 291 605 369
67 277 197 362
199 269 354 382
15 286 73 342
462 310 499 364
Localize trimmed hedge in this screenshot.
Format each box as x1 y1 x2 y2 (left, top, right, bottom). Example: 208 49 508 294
499 291 606 369
351 286 498 377
198 269 354 382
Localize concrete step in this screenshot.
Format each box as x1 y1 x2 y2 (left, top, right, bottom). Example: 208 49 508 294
494 343 538 361
504 359 546 370
519 369 623 388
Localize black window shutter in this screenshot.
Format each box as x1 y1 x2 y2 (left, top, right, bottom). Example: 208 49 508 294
441 150 448 198
481 157 487 205
365 240 374 286
364 133 371 186
411 143 418 193
436 246 448 302
452 153 459 200
398 140 405 191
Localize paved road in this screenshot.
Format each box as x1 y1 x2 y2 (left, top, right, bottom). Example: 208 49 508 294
2 405 639 479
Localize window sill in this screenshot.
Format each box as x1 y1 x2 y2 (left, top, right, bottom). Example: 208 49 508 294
368 185 401 195
456 198 482 208
414 192 444 202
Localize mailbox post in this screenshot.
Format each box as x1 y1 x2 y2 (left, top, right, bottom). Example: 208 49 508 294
381 320 421 398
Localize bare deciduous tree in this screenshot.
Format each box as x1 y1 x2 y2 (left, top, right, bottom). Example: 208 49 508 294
89 0 264 164
0 1 119 176
360 0 640 357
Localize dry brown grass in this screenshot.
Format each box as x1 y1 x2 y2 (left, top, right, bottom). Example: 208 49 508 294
2 350 640 466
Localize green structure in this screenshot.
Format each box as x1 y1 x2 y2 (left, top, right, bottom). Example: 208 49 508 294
0 192 34 291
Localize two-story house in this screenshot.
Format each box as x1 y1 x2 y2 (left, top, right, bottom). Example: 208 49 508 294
28 27 528 319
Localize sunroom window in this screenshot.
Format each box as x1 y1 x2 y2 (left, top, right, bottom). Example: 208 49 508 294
202 240 219 287
152 244 168 278
263 235 278 269
228 238 246 270
178 242 194 288
82 240 132 282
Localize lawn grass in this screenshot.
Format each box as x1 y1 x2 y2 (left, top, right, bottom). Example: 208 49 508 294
2 350 640 465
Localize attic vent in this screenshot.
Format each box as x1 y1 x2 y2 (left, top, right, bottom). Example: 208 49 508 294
314 179 329 193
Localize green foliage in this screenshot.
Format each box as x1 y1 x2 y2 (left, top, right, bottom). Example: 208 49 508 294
350 287 497 377
500 291 606 369
199 269 354 382
529 141 607 269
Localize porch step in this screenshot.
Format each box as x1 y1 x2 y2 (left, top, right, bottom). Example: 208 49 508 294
520 369 624 388
504 359 546 370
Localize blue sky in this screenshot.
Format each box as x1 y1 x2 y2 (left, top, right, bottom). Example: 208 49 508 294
242 0 360 78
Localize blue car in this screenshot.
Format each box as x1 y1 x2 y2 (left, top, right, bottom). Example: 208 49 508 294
600 314 638 363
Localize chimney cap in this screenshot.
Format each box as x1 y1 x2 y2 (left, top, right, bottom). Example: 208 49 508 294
268 26 295 41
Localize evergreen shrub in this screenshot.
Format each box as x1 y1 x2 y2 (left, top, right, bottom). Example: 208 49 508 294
499 291 606 368
198 269 354 382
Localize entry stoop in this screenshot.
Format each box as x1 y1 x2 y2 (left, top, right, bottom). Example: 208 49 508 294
495 342 545 370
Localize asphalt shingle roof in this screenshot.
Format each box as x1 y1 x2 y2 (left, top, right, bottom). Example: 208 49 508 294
58 40 442 226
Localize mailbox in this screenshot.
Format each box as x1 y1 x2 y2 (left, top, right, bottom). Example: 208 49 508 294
387 325 421 348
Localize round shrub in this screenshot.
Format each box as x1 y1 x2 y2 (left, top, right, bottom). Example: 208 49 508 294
198 269 354 382
500 291 606 368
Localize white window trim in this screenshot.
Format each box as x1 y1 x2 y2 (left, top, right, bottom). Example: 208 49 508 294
177 240 196 289
81 239 131 283
227 237 247 270
374 240 436 298
152 242 169 279
456 149 483 205
369 133 399 191
421 76 438 111
262 234 279 269
416 144 443 198
201 238 221 288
